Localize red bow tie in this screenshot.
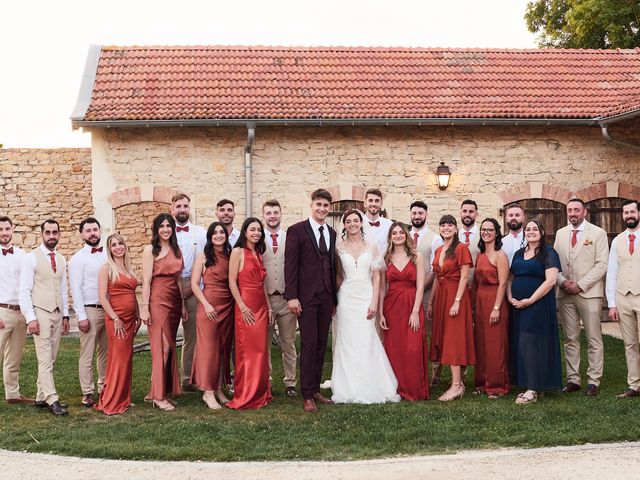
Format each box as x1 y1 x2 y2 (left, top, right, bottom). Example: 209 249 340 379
91 246 103 254
176 226 189 232
2 247 13 256
369 221 380 227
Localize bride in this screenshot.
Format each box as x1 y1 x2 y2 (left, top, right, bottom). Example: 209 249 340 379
331 209 401 404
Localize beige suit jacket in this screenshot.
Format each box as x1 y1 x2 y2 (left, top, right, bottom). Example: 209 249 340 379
554 221 609 299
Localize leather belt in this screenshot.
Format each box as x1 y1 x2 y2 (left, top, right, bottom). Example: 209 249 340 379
0 303 20 311
84 304 103 309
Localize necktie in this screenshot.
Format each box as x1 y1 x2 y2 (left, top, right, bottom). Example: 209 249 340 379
271 233 278 254
464 231 471 244
176 225 189 233
318 226 328 255
49 252 57 273
91 246 103 254
570 229 578 248
630 233 636 255
2 247 13 256
413 233 419 247
369 221 380 227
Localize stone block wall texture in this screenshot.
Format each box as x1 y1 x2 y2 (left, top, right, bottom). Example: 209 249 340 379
93 118 640 231
0 148 93 258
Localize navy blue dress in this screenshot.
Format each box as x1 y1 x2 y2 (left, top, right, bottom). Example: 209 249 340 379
509 246 562 391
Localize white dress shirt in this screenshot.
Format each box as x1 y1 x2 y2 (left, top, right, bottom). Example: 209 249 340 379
175 221 207 278
308 217 330 250
19 244 69 322
502 230 525 266
459 224 479 244
228 228 241 248
410 226 444 270
0 244 26 305
606 228 640 308
69 244 108 321
265 228 284 250
362 215 393 255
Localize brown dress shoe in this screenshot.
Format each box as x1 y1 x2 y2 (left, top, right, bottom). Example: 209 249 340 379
313 392 334 405
81 393 94 407
303 399 318 412
616 388 640 398
6 395 35 405
586 384 599 396
562 382 581 393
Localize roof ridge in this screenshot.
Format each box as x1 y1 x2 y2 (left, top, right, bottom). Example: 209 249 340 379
100 45 640 55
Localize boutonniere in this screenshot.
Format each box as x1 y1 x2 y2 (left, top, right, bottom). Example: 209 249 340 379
583 239 593 246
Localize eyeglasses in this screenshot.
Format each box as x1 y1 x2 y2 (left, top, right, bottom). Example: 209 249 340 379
480 228 495 233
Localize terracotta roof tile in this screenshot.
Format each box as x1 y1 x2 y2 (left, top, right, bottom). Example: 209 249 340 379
78 46 640 122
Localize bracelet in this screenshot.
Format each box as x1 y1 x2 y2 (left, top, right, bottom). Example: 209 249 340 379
241 307 248 313
493 306 500 311
455 297 461 302
268 309 273 313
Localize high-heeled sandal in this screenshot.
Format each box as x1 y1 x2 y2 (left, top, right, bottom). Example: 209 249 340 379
438 383 465 402
202 392 221 410
515 390 537 405
152 399 176 411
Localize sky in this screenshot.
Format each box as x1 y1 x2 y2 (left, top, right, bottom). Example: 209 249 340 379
0 0 537 148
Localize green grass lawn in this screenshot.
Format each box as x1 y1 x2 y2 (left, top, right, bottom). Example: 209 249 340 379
0 331 637 461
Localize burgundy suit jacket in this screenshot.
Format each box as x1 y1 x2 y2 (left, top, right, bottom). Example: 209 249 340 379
284 219 337 306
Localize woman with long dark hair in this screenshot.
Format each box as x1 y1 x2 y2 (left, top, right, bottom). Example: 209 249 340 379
427 215 475 401
190 222 234 409
379 221 429 401
226 217 274 410
140 213 185 411
508 219 562 404
473 218 510 398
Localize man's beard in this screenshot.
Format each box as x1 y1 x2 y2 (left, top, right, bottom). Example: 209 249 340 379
85 236 101 247
411 218 426 229
508 220 523 232
46 239 59 249
626 217 640 229
175 212 189 224
461 217 475 227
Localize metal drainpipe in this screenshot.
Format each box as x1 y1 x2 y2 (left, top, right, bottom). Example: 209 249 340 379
600 125 640 152
245 124 256 217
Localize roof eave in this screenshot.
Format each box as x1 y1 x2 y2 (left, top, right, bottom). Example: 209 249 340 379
70 45 102 122
71 116 601 129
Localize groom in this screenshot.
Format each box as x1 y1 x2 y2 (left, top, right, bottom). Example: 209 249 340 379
285 188 337 412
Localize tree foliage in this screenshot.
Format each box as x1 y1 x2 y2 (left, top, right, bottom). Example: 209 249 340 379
525 0 640 49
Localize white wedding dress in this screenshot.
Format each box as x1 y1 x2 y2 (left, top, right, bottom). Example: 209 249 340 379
331 242 401 404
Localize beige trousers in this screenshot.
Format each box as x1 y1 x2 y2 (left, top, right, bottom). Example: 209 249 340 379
78 306 107 395
181 277 198 384
616 292 640 390
558 295 604 386
0 307 28 400
268 294 298 388
33 307 63 405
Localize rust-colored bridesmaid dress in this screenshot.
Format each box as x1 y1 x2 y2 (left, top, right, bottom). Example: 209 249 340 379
382 260 430 400
95 273 138 415
147 249 183 400
430 243 476 367
473 253 510 396
226 248 272 410
191 255 234 390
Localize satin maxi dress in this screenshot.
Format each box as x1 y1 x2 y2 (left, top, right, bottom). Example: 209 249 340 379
191 256 234 391
226 249 272 410
148 249 183 400
382 260 430 400
95 273 138 415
